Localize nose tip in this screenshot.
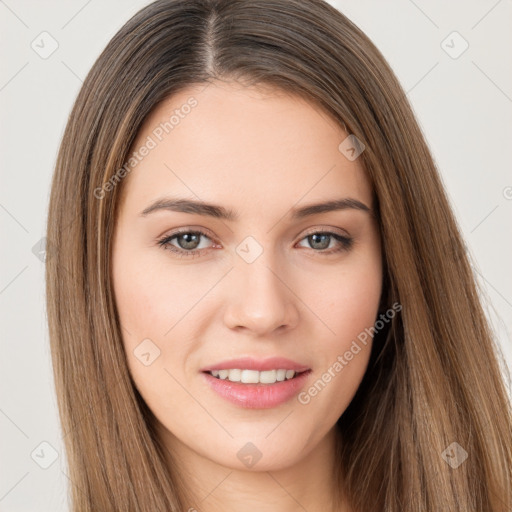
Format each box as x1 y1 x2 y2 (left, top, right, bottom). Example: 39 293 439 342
223 261 300 335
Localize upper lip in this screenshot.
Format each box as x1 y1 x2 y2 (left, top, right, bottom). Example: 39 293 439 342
200 357 310 373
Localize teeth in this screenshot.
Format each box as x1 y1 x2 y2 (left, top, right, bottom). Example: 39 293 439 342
241 369 260 384
209 369 298 384
218 369 229 380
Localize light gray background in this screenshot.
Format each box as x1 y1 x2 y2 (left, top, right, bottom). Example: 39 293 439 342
1 1 511 510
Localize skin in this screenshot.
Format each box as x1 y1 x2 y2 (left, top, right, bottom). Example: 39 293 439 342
112 79 382 512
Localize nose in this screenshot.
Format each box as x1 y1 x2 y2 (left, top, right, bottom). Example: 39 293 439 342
223 255 300 336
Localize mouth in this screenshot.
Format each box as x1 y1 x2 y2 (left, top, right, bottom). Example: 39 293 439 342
201 368 312 409
199 356 312 408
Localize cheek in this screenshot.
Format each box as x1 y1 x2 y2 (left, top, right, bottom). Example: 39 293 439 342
112 246 196 338
111 245 170 380
296 254 382 410
112 245 209 394
307 255 382 345
111 250 188 412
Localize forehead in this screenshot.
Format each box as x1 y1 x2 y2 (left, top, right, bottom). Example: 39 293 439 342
118 80 372 218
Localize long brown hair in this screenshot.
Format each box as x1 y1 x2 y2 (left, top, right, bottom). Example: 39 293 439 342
45 0 512 510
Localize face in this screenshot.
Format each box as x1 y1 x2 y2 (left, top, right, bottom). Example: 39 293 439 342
112 80 382 472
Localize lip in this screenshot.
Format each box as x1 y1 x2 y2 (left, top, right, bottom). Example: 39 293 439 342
200 356 310 373
201 369 312 409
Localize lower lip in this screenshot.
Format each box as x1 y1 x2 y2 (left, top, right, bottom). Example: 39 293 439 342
201 370 311 409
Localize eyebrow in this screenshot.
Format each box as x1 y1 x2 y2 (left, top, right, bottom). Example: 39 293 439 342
139 196 372 220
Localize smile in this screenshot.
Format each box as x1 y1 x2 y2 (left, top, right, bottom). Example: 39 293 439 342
208 368 303 384
202 369 312 409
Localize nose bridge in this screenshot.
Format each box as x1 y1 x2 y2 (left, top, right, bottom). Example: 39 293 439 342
223 237 299 334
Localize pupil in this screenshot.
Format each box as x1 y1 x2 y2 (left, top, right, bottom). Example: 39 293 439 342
180 233 199 250
310 234 329 250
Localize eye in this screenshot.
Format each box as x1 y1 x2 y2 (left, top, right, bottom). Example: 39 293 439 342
156 228 353 258
157 229 215 258
296 230 353 254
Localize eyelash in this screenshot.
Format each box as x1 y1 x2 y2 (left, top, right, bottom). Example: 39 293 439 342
156 228 353 259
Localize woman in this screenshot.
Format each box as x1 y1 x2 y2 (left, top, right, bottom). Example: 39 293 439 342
45 0 512 510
